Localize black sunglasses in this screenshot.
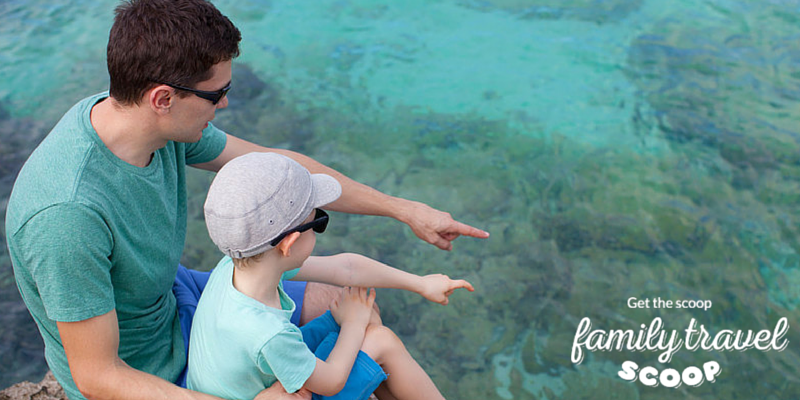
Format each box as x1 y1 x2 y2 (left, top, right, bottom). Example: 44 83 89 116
270 209 329 247
159 81 231 104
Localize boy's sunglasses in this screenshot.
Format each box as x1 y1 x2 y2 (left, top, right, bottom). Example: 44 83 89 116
270 209 329 247
158 81 232 104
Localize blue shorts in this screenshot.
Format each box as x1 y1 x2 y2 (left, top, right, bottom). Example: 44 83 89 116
172 265 307 387
301 311 388 400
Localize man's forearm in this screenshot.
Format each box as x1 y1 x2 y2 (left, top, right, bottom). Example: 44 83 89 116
263 148 411 220
194 134 489 251
80 361 300 400
197 134 411 221
76 359 220 400
60 312 229 400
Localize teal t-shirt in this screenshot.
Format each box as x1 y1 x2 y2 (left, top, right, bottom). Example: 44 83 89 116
187 257 316 399
5 92 227 400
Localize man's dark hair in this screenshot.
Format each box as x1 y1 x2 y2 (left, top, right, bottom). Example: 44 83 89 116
107 0 241 105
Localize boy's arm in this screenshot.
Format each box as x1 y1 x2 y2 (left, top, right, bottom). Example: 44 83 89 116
301 325 365 396
300 288 374 396
292 253 474 304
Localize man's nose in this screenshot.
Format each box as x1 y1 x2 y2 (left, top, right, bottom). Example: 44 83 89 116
216 95 229 109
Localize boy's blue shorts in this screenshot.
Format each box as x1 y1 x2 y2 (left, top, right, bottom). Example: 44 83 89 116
301 311 388 400
172 265 387 399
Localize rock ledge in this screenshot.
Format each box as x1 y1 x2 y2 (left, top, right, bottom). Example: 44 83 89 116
0 372 66 400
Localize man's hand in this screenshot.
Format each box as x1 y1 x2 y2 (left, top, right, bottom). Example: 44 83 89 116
254 381 312 400
401 201 489 251
418 274 474 305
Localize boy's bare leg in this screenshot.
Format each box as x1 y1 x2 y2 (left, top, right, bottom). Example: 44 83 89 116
361 325 445 400
300 282 381 326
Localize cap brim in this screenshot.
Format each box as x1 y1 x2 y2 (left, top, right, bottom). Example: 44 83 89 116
310 174 342 209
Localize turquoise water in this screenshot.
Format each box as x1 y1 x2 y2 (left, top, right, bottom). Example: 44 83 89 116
2 0 800 398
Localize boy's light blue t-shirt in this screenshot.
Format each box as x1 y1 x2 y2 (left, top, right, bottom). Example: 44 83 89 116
188 257 317 399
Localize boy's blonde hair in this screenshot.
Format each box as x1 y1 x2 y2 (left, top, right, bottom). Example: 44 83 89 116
232 251 267 269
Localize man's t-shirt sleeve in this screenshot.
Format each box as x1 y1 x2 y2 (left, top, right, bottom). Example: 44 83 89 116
257 324 317 393
185 122 228 165
13 203 115 322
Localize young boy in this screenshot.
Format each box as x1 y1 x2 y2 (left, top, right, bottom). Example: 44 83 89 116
188 152 474 400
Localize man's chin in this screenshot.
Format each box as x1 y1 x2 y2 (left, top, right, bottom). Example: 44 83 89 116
176 132 204 144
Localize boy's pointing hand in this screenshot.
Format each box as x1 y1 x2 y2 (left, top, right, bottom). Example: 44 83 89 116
418 274 474 305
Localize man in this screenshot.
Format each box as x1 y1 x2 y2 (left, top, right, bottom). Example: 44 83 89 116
5 1 487 400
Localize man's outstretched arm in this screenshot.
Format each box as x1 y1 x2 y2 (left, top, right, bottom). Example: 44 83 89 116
192 134 490 250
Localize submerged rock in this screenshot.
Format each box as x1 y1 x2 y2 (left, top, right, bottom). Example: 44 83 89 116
625 10 800 176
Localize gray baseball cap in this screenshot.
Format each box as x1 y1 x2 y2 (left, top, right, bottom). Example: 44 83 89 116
204 152 342 258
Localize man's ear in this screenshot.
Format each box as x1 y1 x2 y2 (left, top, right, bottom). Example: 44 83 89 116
149 85 174 114
276 232 301 257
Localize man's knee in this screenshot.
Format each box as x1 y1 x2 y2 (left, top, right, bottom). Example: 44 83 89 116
299 282 340 325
